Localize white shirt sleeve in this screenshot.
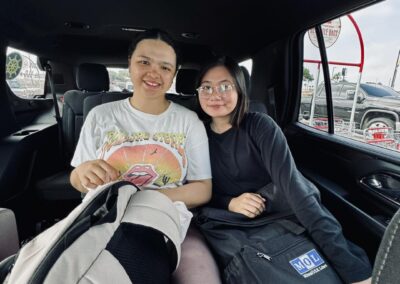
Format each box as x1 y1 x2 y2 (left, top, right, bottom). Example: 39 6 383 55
70 109 100 167
185 117 212 181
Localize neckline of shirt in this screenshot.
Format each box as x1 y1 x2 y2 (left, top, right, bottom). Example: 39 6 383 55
124 98 175 119
208 123 235 138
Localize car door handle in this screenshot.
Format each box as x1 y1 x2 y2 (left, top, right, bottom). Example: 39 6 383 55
360 173 400 204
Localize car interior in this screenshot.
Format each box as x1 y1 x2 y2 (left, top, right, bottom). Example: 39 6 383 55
1 0 399 282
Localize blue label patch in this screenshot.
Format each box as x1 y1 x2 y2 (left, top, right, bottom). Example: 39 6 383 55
289 249 325 276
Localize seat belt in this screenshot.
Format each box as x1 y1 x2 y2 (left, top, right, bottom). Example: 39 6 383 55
44 64 64 161
267 86 278 121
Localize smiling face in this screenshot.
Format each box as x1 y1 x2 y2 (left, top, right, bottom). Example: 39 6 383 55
198 66 238 120
129 39 176 101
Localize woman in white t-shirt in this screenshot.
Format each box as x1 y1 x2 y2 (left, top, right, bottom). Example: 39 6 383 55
70 29 220 283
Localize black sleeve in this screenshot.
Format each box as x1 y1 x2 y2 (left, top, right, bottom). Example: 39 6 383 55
251 113 372 283
209 191 233 210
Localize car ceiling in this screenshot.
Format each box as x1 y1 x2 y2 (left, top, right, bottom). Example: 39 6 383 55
1 0 380 66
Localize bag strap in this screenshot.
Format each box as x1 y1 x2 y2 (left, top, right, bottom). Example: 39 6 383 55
28 181 134 284
0 254 16 283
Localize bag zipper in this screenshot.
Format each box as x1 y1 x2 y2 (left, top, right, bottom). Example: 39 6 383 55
257 252 272 261
255 237 308 262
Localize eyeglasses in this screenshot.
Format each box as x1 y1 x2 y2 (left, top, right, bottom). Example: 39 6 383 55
196 83 235 99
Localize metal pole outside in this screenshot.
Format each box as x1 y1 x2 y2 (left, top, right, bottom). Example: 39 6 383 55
309 63 321 127
391 49 400 88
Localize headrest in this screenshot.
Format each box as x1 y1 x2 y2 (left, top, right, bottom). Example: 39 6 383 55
176 69 199 94
76 63 110 92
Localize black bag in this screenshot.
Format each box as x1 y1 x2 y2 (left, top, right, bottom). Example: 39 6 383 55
195 207 343 284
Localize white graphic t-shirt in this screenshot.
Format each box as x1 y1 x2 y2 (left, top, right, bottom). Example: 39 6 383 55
71 98 212 190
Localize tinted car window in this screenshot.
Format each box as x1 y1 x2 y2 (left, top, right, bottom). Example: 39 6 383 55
362 84 400 98
6 47 45 99
299 1 400 152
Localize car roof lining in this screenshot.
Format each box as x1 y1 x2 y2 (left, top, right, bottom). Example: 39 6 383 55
1 0 382 65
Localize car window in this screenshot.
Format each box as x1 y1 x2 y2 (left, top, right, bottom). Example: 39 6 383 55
299 33 328 132
340 85 356 98
107 68 130 92
362 84 400 98
6 47 46 99
299 0 400 152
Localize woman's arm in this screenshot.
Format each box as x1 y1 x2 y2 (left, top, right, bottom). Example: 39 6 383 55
253 113 372 283
70 159 120 193
158 179 212 209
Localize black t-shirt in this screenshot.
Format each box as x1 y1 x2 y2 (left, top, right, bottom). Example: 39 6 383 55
206 112 372 283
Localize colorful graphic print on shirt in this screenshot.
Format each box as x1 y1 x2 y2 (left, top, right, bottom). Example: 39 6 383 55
101 130 187 189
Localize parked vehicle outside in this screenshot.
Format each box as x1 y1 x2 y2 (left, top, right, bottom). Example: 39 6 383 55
300 82 400 130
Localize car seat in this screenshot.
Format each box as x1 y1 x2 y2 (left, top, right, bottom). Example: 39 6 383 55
372 207 400 283
35 63 111 201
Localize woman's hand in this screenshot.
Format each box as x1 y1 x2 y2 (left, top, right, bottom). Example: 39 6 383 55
71 159 120 192
228 193 266 218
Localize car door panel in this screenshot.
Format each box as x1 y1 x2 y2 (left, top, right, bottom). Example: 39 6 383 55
285 124 399 259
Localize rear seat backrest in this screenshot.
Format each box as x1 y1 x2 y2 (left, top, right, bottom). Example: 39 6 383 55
62 63 110 160
83 92 132 121
240 66 267 113
35 63 111 201
166 69 200 113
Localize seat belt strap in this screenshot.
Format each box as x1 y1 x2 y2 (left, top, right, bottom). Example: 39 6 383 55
44 64 64 160
267 86 278 121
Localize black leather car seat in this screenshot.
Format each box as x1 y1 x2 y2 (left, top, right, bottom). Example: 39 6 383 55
35 63 110 201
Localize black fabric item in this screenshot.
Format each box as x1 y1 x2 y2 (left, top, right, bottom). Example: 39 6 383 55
107 223 171 284
76 63 110 92
196 207 343 284
206 112 372 283
176 69 199 94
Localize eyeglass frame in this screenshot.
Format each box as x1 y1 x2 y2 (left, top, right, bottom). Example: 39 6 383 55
196 83 236 98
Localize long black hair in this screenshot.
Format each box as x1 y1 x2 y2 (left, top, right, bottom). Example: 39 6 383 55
196 56 249 127
127 29 181 73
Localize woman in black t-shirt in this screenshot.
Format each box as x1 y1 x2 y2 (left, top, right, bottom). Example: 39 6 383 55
196 56 372 284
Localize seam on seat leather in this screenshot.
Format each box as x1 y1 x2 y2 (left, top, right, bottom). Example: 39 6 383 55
375 215 399 283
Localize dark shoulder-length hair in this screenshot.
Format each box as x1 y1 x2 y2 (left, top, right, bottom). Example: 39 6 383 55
127 29 181 73
196 56 249 127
